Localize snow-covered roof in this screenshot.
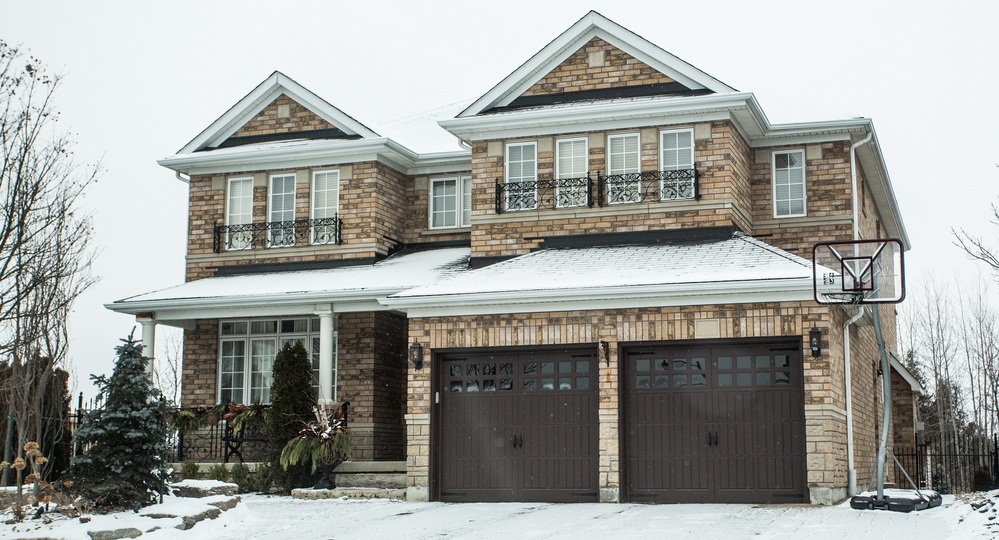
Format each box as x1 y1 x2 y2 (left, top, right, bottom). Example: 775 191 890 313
383 234 820 316
105 247 470 323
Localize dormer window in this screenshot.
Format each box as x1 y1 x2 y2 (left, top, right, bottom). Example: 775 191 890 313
430 176 472 229
772 150 806 218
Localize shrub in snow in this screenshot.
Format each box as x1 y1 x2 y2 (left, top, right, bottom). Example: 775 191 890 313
266 342 316 491
70 335 170 511
280 401 351 475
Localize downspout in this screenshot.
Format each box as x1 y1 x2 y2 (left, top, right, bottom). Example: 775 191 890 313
844 130 873 496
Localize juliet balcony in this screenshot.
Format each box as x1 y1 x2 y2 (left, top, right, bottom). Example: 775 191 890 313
213 215 342 253
494 169 698 213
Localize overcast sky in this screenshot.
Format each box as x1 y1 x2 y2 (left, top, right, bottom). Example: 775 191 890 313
2 0 997 400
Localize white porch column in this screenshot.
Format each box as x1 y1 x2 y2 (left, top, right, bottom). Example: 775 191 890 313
316 308 336 405
136 314 156 377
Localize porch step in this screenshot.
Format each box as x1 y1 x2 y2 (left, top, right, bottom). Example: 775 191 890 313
334 472 406 489
292 487 406 501
332 461 406 489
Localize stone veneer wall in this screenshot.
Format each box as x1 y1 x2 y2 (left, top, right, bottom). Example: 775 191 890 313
232 94 335 137
181 319 220 407
404 302 889 504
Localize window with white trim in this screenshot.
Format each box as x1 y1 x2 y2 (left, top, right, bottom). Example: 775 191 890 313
556 138 588 207
505 142 537 211
269 174 296 246
219 317 337 404
225 177 254 250
311 170 339 244
772 150 806 217
660 128 695 200
430 176 472 229
607 133 640 204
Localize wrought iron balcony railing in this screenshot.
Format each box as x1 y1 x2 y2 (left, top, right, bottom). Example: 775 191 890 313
599 169 698 205
495 176 592 213
213 215 342 253
494 169 697 213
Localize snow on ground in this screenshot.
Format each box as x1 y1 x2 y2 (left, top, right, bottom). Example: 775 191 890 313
5 490 999 540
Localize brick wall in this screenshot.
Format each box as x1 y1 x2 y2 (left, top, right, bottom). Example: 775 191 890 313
404 302 875 501
524 38 674 96
181 319 219 407
469 120 754 259
232 94 335 137
336 311 408 461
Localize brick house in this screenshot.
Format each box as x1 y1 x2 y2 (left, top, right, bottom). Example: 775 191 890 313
107 11 922 504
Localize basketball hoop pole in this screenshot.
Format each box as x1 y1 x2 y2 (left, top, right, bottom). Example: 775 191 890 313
872 304 891 503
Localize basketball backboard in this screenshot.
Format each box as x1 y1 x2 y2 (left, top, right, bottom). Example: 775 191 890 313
812 239 905 304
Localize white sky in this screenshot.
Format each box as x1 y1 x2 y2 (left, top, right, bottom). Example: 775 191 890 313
2 0 997 400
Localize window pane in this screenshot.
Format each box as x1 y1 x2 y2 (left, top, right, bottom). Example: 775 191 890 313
250 340 276 404
774 150 805 217
506 143 537 210
431 178 458 228
461 177 472 227
269 174 296 246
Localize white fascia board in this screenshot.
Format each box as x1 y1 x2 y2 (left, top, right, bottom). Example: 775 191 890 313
178 72 379 154
890 355 924 395
381 278 815 317
104 286 406 317
159 138 419 176
856 131 911 250
443 93 757 141
460 11 735 117
409 151 472 175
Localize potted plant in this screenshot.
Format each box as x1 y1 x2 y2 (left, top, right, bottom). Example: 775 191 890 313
279 401 350 489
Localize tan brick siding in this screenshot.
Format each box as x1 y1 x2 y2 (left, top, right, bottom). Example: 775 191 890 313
232 94 336 138
181 319 220 407
524 38 674 96
470 121 754 259
403 302 894 499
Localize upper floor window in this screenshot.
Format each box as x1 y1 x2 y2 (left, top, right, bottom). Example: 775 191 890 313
660 128 695 200
505 142 537 211
607 133 640 204
226 177 254 250
430 176 472 229
312 170 339 244
269 174 296 246
772 150 805 217
556 138 588 208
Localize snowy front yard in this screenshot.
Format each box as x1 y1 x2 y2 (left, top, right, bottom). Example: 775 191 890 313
5 489 999 539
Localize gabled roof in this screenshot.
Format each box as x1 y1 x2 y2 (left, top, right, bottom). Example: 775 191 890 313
177 71 380 154
383 233 819 316
458 10 736 118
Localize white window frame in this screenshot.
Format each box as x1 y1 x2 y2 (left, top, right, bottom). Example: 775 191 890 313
311 170 340 245
268 173 297 247
429 176 472 229
555 137 588 208
217 317 337 405
659 128 695 201
219 339 246 404
505 141 538 211
606 133 641 204
225 177 254 251
772 149 806 218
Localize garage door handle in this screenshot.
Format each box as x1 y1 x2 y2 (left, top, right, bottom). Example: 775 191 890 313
512 434 523 449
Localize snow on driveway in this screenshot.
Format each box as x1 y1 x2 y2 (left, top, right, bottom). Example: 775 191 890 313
145 494 984 540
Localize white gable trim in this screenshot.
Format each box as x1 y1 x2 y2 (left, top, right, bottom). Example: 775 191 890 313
459 11 736 118
178 71 380 154
890 354 924 395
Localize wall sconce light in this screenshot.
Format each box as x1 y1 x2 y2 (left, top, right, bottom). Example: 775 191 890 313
809 327 822 357
408 339 423 371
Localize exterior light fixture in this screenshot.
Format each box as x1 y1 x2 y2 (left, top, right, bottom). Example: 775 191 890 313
809 327 822 357
409 339 423 371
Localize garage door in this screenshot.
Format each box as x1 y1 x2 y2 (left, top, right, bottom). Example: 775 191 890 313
624 341 807 503
436 348 599 502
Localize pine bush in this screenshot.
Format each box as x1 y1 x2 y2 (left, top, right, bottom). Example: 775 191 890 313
70 335 171 511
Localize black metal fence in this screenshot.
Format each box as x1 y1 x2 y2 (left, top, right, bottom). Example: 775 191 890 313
892 434 999 493
71 394 268 464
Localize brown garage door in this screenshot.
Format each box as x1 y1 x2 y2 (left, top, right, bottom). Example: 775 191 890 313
436 348 599 502
624 341 807 503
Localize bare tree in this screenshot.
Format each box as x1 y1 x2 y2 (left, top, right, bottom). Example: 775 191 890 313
154 330 183 406
952 166 999 275
0 41 98 485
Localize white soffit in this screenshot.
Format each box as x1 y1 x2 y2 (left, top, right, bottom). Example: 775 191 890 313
177 71 380 155
458 10 736 118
